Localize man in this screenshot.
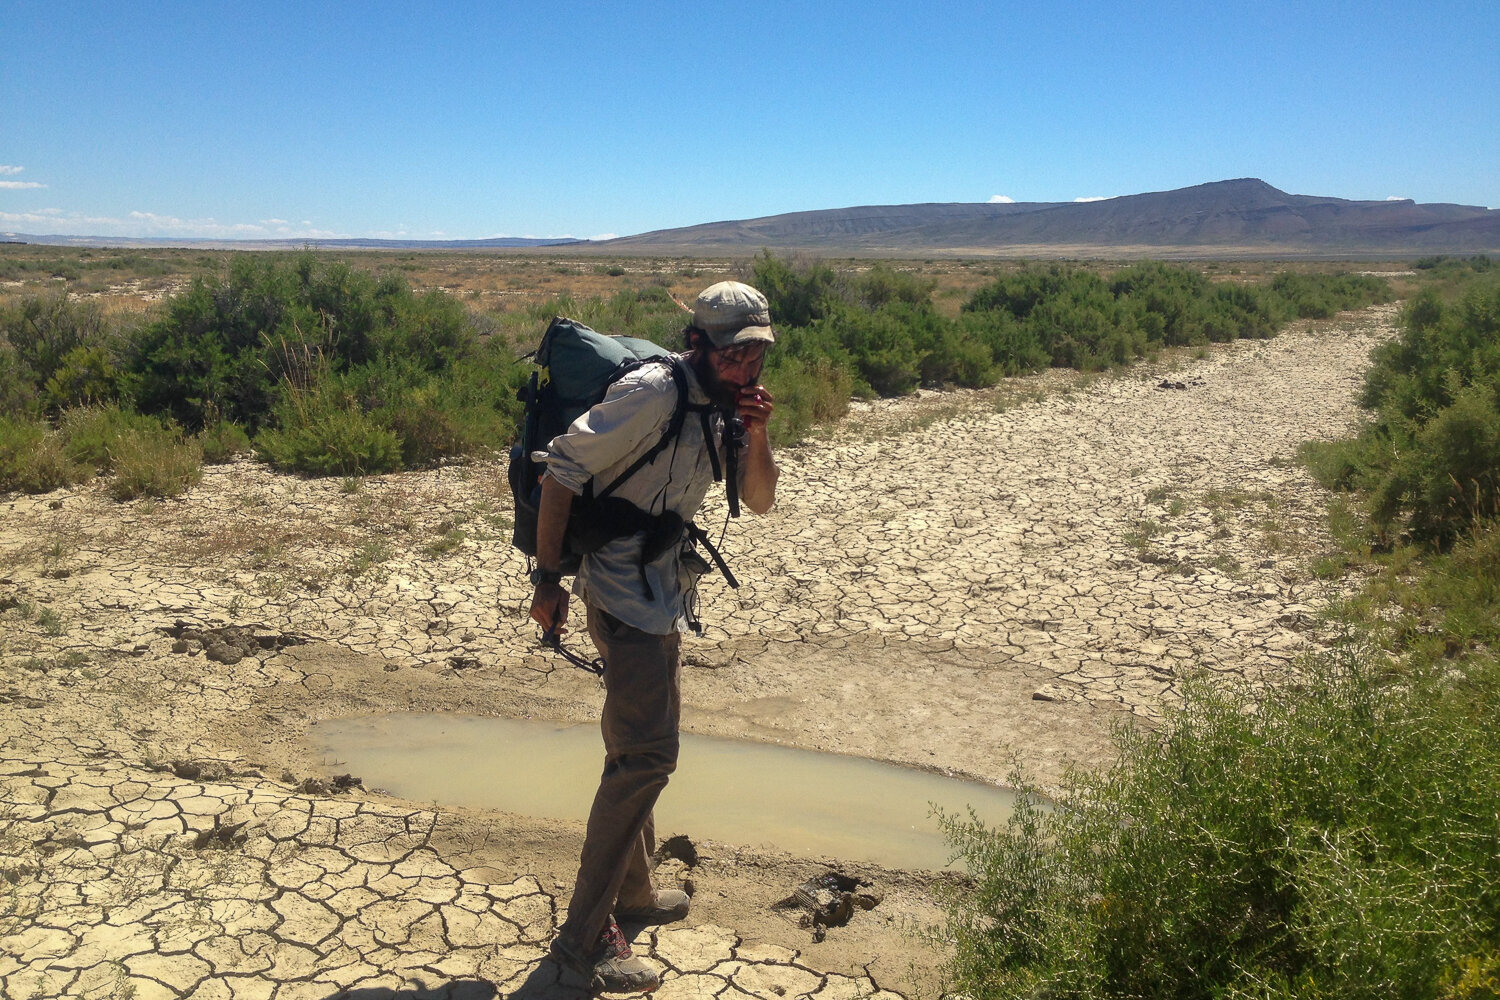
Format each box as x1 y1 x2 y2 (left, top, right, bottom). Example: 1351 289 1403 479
530 280 779 993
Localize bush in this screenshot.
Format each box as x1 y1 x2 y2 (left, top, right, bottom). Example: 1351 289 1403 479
1320 276 1500 545
763 354 853 446
59 405 172 472
197 421 252 464
122 253 482 432
938 649 1500 999
963 264 1390 370
43 345 122 411
959 310 1050 376
749 250 844 328
0 292 110 392
855 263 937 310
107 427 204 500
1367 380 1500 543
0 338 35 416
255 377 404 476
828 304 925 396
0 416 89 493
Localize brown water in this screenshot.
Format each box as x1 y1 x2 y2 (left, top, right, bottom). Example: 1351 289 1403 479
311 713 1017 870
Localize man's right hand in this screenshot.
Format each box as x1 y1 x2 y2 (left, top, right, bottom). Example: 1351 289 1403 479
530 581 570 637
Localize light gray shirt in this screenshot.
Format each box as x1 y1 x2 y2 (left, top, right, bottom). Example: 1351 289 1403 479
537 355 729 635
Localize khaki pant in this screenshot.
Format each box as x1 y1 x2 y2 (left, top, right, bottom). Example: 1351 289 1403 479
555 605 681 954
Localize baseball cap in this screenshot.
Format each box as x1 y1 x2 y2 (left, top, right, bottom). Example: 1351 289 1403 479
692 281 776 348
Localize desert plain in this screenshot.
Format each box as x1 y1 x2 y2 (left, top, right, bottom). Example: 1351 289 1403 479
0 263 1398 999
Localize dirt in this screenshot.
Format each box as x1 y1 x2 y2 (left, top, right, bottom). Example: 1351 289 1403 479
0 306 1394 998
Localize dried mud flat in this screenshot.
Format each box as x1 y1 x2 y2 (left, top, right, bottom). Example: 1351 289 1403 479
1 305 1396 999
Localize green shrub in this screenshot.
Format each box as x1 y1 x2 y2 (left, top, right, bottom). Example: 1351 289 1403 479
43 344 121 411
856 263 937 309
938 649 1500 1000
0 292 110 391
255 378 404 476
59 405 171 472
763 354 853 445
122 253 482 432
0 415 89 493
963 264 1389 371
1268 272 1394 319
965 264 1084 320
749 250 844 328
1319 276 1500 545
107 427 203 500
197 421 252 464
1367 380 1500 543
1299 434 1391 493
959 310 1050 376
1362 283 1500 421
0 338 35 416
828 304 925 396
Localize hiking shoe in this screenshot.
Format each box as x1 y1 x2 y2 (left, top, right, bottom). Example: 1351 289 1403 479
551 920 660 994
616 888 691 925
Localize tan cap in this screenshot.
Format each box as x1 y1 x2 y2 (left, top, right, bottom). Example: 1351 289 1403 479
692 281 776 348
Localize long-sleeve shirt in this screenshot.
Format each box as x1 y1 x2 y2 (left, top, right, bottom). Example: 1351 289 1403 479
537 356 727 635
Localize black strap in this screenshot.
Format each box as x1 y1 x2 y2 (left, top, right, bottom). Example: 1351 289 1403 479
723 419 741 518
686 521 739 589
540 627 605 676
700 408 723 484
596 358 692 501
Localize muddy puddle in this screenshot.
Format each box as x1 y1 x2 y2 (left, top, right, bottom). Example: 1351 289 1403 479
311 713 1017 870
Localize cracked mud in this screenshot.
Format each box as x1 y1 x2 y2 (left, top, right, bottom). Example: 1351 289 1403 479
1 307 1393 998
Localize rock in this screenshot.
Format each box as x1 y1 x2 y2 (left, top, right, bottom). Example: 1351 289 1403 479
655 834 699 867
774 871 874 937
205 642 243 665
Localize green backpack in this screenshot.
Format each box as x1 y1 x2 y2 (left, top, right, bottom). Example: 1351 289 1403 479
507 317 737 582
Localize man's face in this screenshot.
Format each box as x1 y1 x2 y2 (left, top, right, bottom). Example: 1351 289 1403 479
700 341 767 408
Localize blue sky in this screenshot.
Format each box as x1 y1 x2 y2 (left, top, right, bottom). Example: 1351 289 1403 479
3 1 1496 240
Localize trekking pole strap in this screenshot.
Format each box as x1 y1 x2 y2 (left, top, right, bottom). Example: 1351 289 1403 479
541 627 605 676
686 521 739 589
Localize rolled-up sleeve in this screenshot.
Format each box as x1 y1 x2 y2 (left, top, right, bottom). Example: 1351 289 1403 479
534 369 675 496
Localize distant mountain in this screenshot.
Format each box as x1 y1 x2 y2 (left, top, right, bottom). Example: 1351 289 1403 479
2 234 582 250
7 180 1496 256
597 179 1500 255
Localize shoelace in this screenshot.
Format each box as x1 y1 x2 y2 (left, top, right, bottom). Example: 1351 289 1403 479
600 920 632 960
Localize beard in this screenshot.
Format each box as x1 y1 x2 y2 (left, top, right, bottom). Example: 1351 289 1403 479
692 352 741 412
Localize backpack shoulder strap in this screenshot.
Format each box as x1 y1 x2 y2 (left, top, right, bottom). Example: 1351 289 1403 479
595 356 692 501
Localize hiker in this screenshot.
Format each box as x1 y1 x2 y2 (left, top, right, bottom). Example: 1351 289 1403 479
530 280 779 993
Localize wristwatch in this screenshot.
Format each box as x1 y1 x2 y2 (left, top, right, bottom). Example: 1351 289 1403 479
529 567 563 586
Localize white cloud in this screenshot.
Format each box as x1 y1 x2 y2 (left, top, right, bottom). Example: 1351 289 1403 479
0 206 340 239
588 233 620 241
987 195 1015 204
1073 196 1110 203
0 181 46 190
1386 195 1409 202
0 209 122 230
261 218 289 226
0 165 24 175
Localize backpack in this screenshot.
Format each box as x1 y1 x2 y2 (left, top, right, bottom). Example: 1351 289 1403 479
507 317 740 587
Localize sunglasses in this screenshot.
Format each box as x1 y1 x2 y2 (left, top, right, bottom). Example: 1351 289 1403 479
713 343 767 367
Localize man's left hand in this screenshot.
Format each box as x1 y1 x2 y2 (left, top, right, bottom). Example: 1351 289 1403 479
737 384 774 434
